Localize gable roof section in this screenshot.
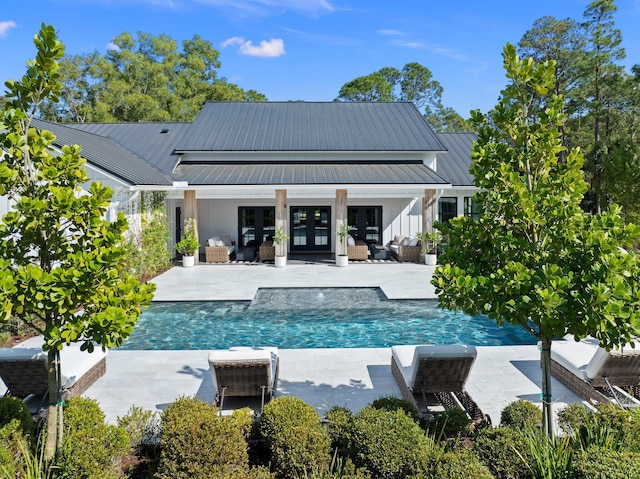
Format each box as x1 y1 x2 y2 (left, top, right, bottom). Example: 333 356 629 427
435 132 477 186
64 122 190 174
32 119 173 186
176 102 446 153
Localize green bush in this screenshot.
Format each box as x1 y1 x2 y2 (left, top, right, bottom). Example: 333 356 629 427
432 449 495 479
260 396 331 478
571 445 640 479
473 426 532 479
370 396 420 423
55 397 130 479
0 420 29 478
429 407 472 439
0 396 35 440
324 406 355 456
500 400 542 430
350 405 432 479
557 403 592 436
117 405 160 454
157 396 250 479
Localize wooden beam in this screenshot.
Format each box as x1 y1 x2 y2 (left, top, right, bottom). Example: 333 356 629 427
275 189 287 255
183 190 199 264
422 189 436 232
336 189 348 254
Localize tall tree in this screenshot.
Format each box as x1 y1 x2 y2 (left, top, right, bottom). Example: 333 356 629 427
578 0 626 212
39 31 266 122
336 62 469 132
0 25 155 459
432 44 640 436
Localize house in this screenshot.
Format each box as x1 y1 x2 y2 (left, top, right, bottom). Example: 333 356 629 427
21 101 479 260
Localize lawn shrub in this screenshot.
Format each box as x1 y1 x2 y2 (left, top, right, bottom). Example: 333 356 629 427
500 400 542 429
0 420 29 477
260 396 331 478
557 403 591 435
324 406 355 456
571 445 640 479
370 396 420 423
55 397 130 479
157 396 250 479
117 405 161 454
473 426 532 479
429 407 472 439
432 449 495 479
350 405 432 479
0 396 35 440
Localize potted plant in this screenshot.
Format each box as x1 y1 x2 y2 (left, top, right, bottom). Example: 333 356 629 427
336 223 350 267
417 230 439 266
175 218 200 267
273 226 289 268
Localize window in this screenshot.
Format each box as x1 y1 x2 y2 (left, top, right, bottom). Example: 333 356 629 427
348 206 382 245
464 197 482 221
438 197 458 224
238 207 275 247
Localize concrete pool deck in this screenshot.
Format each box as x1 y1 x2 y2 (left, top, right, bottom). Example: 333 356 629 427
78 261 586 428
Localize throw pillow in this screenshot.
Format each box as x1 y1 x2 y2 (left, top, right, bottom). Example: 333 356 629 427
347 235 356 246
408 237 419 247
394 234 405 245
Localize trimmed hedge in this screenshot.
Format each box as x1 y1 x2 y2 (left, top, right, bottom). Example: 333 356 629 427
572 445 640 479
351 405 432 479
473 426 532 479
157 396 251 479
260 396 331 478
55 397 130 479
433 450 495 479
500 400 542 430
0 396 35 440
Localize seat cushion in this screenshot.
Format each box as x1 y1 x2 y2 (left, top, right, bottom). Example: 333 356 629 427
388 244 399 254
550 336 600 381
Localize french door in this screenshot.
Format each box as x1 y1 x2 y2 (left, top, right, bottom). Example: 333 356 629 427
290 207 331 251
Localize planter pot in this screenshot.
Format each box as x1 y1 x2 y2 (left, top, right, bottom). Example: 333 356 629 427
424 253 437 266
182 255 195 268
274 255 287 268
336 254 349 267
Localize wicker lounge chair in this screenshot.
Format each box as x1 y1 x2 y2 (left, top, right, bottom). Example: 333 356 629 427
548 336 640 407
0 336 107 400
208 346 279 413
391 344 490 424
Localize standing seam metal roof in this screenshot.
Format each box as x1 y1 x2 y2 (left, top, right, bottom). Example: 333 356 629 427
176 102 447 152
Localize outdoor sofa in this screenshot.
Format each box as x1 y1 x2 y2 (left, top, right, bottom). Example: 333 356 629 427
346 236 369 261
0 335 107 400
548 335 640 407
208 346 279 413
388 235 421 262
391 344 490 425
205 235 236 263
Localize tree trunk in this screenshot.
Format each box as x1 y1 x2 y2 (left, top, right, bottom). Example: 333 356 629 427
44 349 63 461
539 335 554 437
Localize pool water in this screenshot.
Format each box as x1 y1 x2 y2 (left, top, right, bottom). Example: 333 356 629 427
118 288 535 350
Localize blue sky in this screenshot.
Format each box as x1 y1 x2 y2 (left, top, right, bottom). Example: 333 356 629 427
1 0 640 117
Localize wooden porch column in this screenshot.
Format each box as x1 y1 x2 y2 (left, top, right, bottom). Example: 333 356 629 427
422 189 437 233
275 189 287 255
183 190 199 263
335 189 348 254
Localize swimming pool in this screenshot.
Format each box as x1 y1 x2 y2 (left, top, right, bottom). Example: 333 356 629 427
118 288 536 350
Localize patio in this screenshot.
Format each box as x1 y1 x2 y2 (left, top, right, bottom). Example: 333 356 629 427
79 261 585 429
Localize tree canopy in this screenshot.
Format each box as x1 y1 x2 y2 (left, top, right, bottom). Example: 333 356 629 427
0 24 156 459
336 62 470 132
432 43 640 435
38 31 267 122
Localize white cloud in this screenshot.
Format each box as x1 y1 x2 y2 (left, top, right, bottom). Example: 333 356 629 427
390 38 470 63
0 21 17 38
197 0 333 16
106 41 121 51
222 36 286 58
378 29 404 37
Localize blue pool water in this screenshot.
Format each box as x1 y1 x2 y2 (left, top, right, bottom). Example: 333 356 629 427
118 288 536 350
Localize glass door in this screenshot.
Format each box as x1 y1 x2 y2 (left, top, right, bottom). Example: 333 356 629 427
290 207 331 251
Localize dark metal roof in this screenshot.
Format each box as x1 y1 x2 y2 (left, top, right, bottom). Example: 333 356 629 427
172 162 449 186
32 119 173 186
176 102 447 153
65 122 190 174
435 132 477 186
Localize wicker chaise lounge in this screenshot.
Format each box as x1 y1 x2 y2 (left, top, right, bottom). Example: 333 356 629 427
391 344 490 424
548 336 640 407
208 346 279 413
0 336 107 400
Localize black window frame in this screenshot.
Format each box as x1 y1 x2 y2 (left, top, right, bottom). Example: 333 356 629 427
237 207 275 248
463 197 482 221
347 206 382 245
438 197 458 224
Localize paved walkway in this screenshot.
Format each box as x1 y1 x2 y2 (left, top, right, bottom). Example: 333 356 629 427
80 262 585 429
